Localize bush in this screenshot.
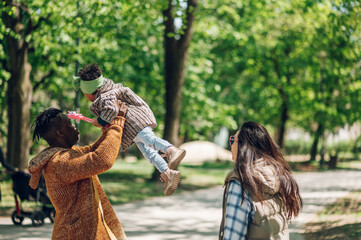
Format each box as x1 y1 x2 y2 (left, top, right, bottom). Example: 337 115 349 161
328 139 358 161
284 139 312 155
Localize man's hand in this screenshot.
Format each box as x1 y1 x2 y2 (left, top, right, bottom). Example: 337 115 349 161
92 119 102 128
101 126 108 133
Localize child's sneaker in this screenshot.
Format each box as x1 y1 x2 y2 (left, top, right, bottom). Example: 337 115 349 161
160 169 181 196
165 147 186 170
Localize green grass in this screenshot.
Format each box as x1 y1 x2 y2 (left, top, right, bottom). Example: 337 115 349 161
0 159 234 215
320 191 361 216
337 160 361 170
98 160 163 203
305 191 361 240
287 157 361 172
99 159 234 204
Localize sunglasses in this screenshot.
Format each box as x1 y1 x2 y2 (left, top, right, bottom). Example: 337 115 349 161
229 135 237 147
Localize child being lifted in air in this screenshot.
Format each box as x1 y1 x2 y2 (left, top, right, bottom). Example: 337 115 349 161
72 63 186 196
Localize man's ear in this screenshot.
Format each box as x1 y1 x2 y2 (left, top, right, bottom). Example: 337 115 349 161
56 129 64 137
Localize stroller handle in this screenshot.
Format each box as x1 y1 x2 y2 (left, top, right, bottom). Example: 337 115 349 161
0 146 17 173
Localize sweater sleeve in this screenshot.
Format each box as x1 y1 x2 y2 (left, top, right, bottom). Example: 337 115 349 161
52 118 124 184
75 132 107 154
76 116 125 153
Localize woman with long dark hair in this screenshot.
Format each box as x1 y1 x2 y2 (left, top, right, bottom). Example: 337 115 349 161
219 121 302 240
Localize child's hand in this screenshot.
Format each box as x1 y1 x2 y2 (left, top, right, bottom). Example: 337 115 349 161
92 119 102 128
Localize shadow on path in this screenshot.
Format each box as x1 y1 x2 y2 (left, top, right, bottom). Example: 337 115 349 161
289 170 361 240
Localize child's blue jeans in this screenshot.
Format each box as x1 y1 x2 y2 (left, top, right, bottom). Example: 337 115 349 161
133 126 171 173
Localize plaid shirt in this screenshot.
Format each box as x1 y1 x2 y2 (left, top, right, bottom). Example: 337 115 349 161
223 180 255 240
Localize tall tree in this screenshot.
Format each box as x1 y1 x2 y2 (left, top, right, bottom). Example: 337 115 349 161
163 0 197 146
1 1 36 169
303 0 361 162
149 0 197 181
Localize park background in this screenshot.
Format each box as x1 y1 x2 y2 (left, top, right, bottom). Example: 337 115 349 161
0 0 360 239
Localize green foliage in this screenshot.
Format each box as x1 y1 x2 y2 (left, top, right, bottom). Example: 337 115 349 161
1 0 361 156
295 1 361 133
328 139 356 155
187 0 361 149
23 0 165 146
284 139 313 155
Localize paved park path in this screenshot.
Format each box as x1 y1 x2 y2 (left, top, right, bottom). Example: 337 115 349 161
0 169 360 240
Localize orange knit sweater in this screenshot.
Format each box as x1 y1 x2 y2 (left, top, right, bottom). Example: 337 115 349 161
29 117 127 240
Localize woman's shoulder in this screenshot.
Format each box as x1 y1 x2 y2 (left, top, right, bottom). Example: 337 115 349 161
225 169 238 182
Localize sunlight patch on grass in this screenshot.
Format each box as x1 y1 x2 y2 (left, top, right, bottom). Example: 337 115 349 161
305 191 361 240
337 161 361 170
179 161 233 187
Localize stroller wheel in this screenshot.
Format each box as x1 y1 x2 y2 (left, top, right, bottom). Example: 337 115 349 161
31 211 45 226
49 208 55 223
11 210 24 225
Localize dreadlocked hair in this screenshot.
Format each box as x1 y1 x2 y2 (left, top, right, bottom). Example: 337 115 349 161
32 108 63 141
78 63 102 81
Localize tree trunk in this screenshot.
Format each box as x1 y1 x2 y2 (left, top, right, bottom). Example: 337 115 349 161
275 97 288 148
272 53 291 149
7 63 32 170
3 2 33 170
328 154 338 169
163 54 184 146
309 123 323 162
151 0 197 181
163 0 197 146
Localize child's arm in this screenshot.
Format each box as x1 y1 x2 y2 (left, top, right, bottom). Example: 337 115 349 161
118 87 147 107
97 95 120 126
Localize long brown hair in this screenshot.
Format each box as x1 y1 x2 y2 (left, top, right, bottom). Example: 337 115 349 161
235 121 302 220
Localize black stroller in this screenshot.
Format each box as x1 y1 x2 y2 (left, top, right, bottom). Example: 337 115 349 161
0 146 55 226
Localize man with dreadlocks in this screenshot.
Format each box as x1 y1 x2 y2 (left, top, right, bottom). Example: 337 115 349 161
29 106 128 240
